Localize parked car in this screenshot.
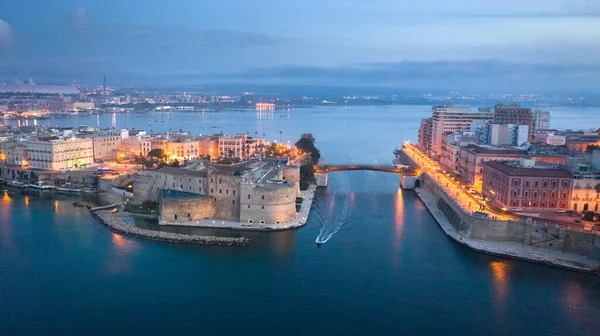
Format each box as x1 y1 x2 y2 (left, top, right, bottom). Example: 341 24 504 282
468 189 477 194
574 219 582 224
555 209 566 213
511 208 524 212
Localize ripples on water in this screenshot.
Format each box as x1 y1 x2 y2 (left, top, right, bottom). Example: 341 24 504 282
314 171 383 244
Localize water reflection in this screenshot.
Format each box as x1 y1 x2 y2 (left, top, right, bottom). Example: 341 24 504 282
54 200 59 213
563 279 585 324
392 189 405 271
2 190 11 204
24 196 29 207
106 233 140 275
490 260 511 320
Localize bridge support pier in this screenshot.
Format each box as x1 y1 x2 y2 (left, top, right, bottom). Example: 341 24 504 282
400 175 421 190
315 173 328 187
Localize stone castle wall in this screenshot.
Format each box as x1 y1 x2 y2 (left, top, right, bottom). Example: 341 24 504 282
208 173 242 221
282 166 301 197
240 182 296 224
159 196 216 225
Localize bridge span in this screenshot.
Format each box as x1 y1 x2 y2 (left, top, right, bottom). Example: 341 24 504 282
315 164 414 174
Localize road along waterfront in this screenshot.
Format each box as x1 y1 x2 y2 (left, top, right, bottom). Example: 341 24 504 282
400 144 600 273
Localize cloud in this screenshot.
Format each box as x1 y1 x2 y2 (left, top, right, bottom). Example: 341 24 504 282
0 19 12 46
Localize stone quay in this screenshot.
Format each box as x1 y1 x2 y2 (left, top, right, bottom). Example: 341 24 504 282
90 209 251 246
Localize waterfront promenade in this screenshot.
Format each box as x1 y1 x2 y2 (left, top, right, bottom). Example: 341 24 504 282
402 143 512 220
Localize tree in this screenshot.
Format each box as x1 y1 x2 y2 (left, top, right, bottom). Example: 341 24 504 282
295 134 321 164
217 157 233 165
148 148 166 159
299 161 316 190
170 160 180 168
586 145 600 154
300 133 316 144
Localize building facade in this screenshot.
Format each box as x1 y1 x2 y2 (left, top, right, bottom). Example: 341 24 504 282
532 110 551 131
26 137 93 170
430 106 493 157
219 135 265 159
417 118 433 153
482 159 573 211
456 144 566 190
91 135 122 161
493 104 533 138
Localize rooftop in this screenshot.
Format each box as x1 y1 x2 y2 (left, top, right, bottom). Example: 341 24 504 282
483 161 573 178
463 144 527 156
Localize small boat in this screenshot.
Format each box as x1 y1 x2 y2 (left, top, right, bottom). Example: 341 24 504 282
28 182 54 190
7 180 26 188
55 187 83 193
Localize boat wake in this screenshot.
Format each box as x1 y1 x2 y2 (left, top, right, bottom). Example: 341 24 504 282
314 172 382 245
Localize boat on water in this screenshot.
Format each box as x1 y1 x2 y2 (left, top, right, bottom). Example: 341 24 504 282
28 181 55 190
55 187 83 193
7 180 27 188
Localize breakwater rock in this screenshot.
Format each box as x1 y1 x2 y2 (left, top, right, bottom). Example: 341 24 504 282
91 209 251 246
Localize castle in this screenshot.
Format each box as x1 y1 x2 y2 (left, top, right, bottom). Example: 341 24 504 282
132 159 301 226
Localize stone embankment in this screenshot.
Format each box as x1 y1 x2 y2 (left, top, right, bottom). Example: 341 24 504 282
91 209 250 246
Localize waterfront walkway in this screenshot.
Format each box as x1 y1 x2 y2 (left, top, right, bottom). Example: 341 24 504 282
402 144 512 220
161 184 317 231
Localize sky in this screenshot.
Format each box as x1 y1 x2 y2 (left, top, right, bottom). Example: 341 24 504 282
0 0 599 90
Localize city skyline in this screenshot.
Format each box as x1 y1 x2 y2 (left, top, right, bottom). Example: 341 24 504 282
1 1 600 90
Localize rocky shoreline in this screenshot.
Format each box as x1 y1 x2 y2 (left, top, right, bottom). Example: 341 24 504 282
90 209 251 246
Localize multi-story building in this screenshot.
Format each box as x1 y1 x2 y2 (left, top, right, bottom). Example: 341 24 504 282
429 106 493 157
26 137 93 170
167 139 201 161
219 135 265 159
569 151 600 212
493 104 533 138
440 133 476 171
456 144 566 190
535 132 566 146
198 137 219 158
532 110 551 131
482 158 573 211
0 141 28 166
417 118 433 153
565 133 600 153
90 134 122 161
489 124 529 147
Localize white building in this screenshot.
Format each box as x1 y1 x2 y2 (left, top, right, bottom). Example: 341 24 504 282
535 132 566 146
532 110 551 131
430 106 493 157
26 137 93 170
490 124 529 147
219 135 265 159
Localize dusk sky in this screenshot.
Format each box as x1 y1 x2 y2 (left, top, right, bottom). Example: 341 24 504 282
1 0 599 90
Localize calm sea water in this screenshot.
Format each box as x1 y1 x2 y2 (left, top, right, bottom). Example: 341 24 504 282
1 105 600 335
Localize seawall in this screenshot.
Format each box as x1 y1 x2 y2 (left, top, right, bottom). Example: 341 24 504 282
416 172 600 273
90 209 251 246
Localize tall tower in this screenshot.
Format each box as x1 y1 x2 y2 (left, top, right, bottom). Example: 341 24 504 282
102 71 106 95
